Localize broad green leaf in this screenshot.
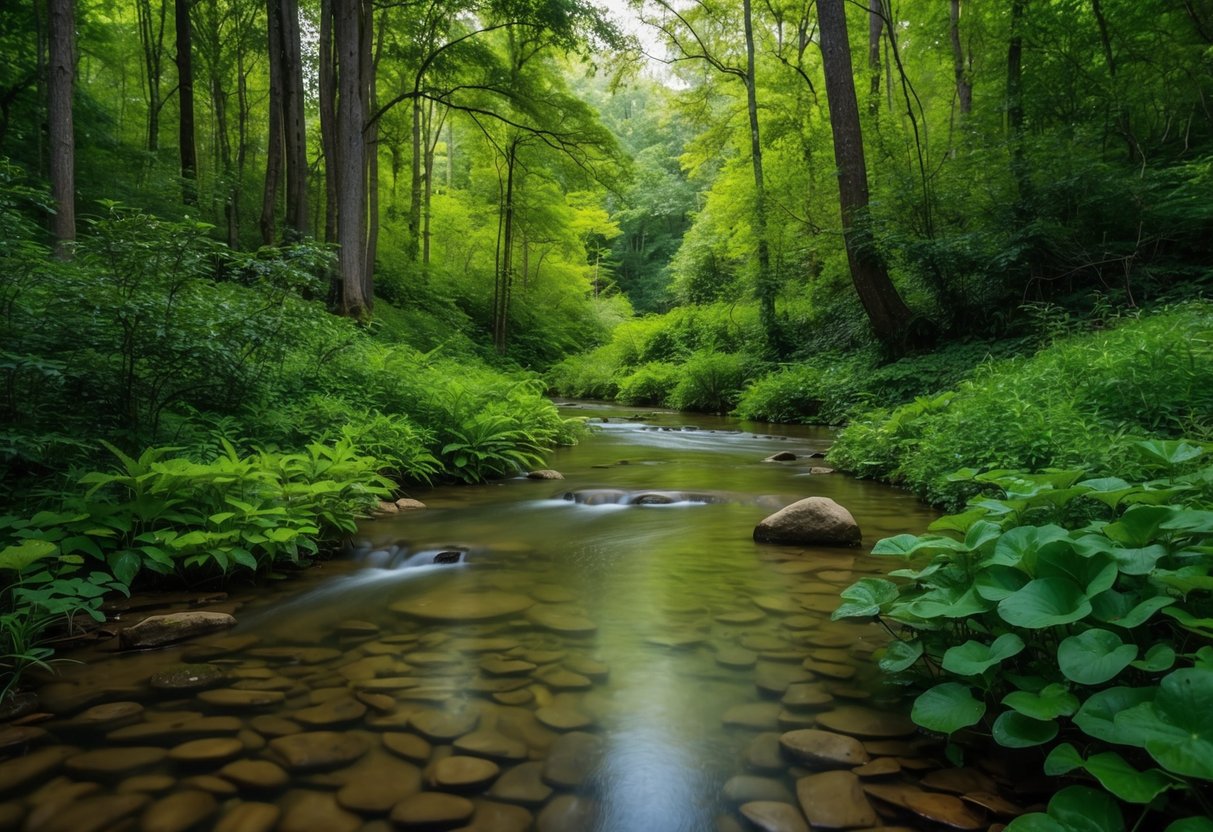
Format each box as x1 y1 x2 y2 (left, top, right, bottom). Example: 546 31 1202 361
1036 548 1117 596
1073 535 1168 576
831 578 898 620
1161 509 1213 534
1161 607 1213 638
964 520 1002 554
1043 743 1085 775
1078 477 1134 509
992 710 1057 747
1104 505 1175 548
1098 593 1174 629
1115 668 1213 779
1131 643 1176 672
911 682 986 734
987 524 1072 569
974 565 1030 601
1082 752 1176 804
1005 787 1124 832
927 508 989 534
878 639 923 673
1057 629 1138 685
106 550 141 586
1003 683 1079 720
0 539 57 572
1135 439 1204 468
902 584 994 620
942 633 1025 676
998 578 1092 629
1153 567 1213 594
1073 686 1156 745
1166 819 1213 832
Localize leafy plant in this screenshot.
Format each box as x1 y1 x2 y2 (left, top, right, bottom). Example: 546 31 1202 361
835 441 1213 828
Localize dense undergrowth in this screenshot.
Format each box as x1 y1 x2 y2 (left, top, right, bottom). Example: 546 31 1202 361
0 174 584 695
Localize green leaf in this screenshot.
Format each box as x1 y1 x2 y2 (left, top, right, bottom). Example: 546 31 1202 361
941 633 1025 676
986 524 1072 569
1036 548 1117 596
1104 505 1175 548
106 550 141 586
1131 644 1176 673
998 578 1092 628
1082 752 1176 804
1057 629 1138 685
992 710 1058 747
974 565 1030 601
1100 594 1175 629
870 534 930 557
927 508 988 534
1005 787 1124 832
831 578 898 620
911 683 986 734
1135 439 1204 468
0 539 58 572
1003 683 1079 720
1043 743 1085 775
878 639 923 673
1074 686 1157 746
1115 668 1213 778
1166 819 1213 832
1161 607 1213 638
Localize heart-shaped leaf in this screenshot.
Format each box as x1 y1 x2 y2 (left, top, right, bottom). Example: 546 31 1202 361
878 639 923 673
912 682 986 735
1005 786 1124 832
1058 628 1138 685
1003 683 1079 720
0 539 58 572
1073 686 1155 745
993 710 1058 747
942 633 1025 676
998 578 1091 629
1115 668 1213 779
832 577 899 620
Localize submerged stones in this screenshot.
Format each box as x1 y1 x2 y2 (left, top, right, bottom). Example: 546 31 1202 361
753 497 862 546
267 732 369 772
390 591 534 622
119 612 237 649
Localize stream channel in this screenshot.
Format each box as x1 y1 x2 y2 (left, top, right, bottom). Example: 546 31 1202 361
4 403 1022 832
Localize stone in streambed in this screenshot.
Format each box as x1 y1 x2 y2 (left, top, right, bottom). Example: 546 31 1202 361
336 758 422 814
150 664 226 693
542 732 601 789
293 697 367 728
279 791 360 832
268 732 369 771
383 733 432 763
390 792 474 828
140 790 217 832
795 771 877 829
526 470 564 480
168 737 244 765
30 793 151 832
453 730 528 762
815 705 916 739
753 497 861 546
197 688 285 710
410 708 479 742
739 801 810 832
723 776 793 804
536 795 598 832
535 705 594 732
214 802 281 832
763 452 798 462
722 702 781 730
488 762 553 807
781 683 834 710
219 759 290 792
120 612 237 649
429 756 500 792
780 729 870 768
391 591 533 622
64 747 167 777
457 799 533 832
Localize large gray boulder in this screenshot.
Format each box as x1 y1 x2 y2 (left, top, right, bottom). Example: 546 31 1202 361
753 497 861 546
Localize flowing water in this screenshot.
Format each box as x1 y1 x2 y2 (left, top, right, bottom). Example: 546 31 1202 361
3 404 1014 832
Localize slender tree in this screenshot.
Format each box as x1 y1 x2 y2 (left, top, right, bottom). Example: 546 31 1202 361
817 0 914 345
261 0 284 243
175 0 197 204
949 0 972 117
278 0 307 236
47 0 75 256
332 0 370 315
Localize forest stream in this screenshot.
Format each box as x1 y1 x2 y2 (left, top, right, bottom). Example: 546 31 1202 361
7 404 1027 832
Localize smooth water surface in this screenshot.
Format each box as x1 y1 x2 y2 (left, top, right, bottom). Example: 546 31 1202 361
15 403 957 832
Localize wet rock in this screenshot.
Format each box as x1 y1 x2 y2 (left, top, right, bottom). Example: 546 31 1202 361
488 761 553 806
33 793 151 832
745 733 785 773
410 708 480 742
382 732 432 763
715 610 766 625
429 756 501 792
168 737 245 765
247 715 300 737
723 776 794 804
777 709 817 730
150 664 226 693
479 657 537 677
904 791 986 830
395 498 427 510
140 790 217 832
751 595 802 615
0 725 46 751
294 697 367 728
268 731 370 772
532 666 593 691
754 664 813 697
644 632 706 649
65 747 167 777
800 659 856 680
247 646 341 665
109 715 243 743
120 774 177 794
376 500 401 515
279 791 361 832
542 731 602 789
27 777 102 824
962 791 1024 817
391 591 533 622
526 605 598 635
716 646 758 669
763 452 798 462
181 774 239 796
433 551 462 564
456 799 533 832
920 766 998 795
219 759 290 792
795 771 878 829
561 489 628 505
814 705 917 739
453 730 528 762
181 635 261 662
853 757 901 777
537 795 598 832
68 700 144 731
526 470 564 480
722 702 781 730
780 729 870 768
390 792 475 828
781 683 834 710
336 758 422 814
492 689 534 706
214 801 281 832
753 497 862 547
739 801 810 832
197 688 286 710
809 467 835 475
120 612 237 649
0 803 23 829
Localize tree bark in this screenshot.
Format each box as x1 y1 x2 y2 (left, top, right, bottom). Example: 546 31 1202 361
362 0 379 300
278 0 308 237
867 0 883 115
494 140 518 354
137 0 168 152
261 0 284 244
47 0 75 257
319 0 338 246
949 0 972 116
817 0 914 346
175 0 197 204
1006 0 1031 216
742 0 777 352
409 96 422 261
334 0 369 316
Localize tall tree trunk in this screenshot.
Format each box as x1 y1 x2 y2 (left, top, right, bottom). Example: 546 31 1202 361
742 0 777 352
318 0 338 247
334 0 369 316
137 0 167 152
175 0 197 204
817 0 914 347
422 104 443 267
47 0 75 257
867 0 883 115
362 0 379 300
278 0 308 237
949 0 972 116
408 96 422 261
1006 0 1031 216
260 0 284 243
1090 0 1140 162
494 141 518 354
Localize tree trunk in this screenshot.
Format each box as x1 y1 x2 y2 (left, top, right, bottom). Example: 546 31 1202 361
494 141 518 354
137 0 167 153
260 0 284 244
362 0 379 301
47 0 75 257
1090 0 1140 162
408 96 422 261
318 0 338 247
742 0 777 352
278 0 308 237
949 0 972 116
334 0 369 316
1006 0 1031 216
817 0 914 346
175 0 197 204
867 0 883 115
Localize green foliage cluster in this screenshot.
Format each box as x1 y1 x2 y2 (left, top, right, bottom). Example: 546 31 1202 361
829 305 1213 507
834 444 1213 831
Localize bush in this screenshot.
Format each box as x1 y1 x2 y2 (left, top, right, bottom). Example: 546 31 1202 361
617 362 679 406
668 350 760 414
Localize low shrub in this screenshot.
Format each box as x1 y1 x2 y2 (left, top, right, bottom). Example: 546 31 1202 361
668 350 761 414
617 362 679 406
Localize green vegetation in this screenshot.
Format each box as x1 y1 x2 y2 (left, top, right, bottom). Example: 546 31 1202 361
833 447 1213 830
